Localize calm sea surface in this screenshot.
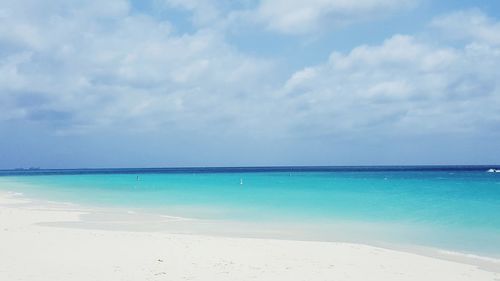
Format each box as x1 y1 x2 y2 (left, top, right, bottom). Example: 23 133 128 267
1 166 500 256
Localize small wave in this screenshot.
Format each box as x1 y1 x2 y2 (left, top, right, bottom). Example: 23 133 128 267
7 191 24 197
437 249 500 264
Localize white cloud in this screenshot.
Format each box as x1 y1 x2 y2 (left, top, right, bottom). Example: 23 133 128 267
0 0 275 135
1 2 499 146
280 32 500 137
155 0 419 35
431 9 500 46
252 0 417 34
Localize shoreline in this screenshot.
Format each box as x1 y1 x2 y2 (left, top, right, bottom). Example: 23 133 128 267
1 190 500 280
4 189 500 261
3 174 500 259
3 190 500 264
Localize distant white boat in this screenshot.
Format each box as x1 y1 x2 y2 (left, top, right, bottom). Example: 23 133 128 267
487 169 500 173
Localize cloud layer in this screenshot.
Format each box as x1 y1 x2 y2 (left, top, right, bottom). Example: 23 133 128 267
281 33 500 137
0 0 274 135
253 0 417 34
0 1 499 166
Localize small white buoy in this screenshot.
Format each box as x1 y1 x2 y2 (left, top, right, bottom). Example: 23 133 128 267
240 178 243 185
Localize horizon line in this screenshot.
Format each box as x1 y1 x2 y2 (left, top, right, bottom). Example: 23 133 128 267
1 164 499 173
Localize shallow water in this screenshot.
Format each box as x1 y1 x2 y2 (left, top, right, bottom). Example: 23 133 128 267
1 166 500 256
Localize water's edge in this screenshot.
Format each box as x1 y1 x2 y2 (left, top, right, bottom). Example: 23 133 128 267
2 189 500 274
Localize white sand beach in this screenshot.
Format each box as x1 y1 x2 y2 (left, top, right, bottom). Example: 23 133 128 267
1 191 499 281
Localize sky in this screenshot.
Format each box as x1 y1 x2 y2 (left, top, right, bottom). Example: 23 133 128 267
0 0 500 169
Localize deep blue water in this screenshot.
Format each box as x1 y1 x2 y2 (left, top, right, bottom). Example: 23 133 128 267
1 166 500 256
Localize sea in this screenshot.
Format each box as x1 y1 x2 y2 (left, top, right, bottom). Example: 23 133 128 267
1 166 500 257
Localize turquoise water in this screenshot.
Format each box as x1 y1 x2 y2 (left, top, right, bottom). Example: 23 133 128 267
1 168 500 256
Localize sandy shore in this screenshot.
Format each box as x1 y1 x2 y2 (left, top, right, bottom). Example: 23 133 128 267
1 192 499 281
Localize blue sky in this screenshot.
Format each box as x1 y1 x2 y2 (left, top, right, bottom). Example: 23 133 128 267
1 0 500 168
